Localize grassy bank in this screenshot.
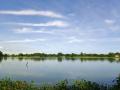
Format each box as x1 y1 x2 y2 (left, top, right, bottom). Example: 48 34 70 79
0 77 120 90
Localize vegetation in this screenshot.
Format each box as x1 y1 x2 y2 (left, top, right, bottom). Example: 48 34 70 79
0 51 120 63
0 51 3 57
0 51 119 58
5 52 120 58
0 76 120 90
0 51 120 62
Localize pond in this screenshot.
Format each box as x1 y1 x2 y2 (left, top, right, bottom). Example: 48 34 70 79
0 57 120 85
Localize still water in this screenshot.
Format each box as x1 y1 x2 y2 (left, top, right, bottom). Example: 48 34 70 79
0 57 120 84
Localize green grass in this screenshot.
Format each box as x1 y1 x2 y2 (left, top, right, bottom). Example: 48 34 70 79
0 77 120 90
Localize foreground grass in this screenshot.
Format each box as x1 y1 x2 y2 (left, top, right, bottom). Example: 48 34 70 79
0 77 120 90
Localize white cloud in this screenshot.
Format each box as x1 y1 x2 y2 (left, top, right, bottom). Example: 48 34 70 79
5 21 68 27
0 46 3 49
4 38 46 43
104 19 115 25
14 28 54 34
0 9 64 18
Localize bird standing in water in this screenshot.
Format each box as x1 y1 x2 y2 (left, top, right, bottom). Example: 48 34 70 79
26 62 28 70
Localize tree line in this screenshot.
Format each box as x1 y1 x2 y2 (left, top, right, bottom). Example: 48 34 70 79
0 51 120 58
0 51 8 57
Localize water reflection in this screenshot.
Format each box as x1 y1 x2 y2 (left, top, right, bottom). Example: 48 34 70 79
0 56 119 63
0 57 120 84
0 57 2 62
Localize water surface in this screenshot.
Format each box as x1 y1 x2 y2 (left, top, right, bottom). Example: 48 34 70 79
0 57 120 84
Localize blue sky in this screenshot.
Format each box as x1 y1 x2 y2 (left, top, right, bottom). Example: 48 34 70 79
0 0 120 54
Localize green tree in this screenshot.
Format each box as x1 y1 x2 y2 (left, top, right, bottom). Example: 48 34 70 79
0 51 3 57
57 53 63 57
18 53 24 57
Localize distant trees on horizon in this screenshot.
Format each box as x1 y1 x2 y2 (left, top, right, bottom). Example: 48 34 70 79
0 51 120 58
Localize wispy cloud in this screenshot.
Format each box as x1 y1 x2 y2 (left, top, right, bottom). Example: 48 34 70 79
67 36 120 44
14 27 54 34
4 21 68 27
0 9 64 18
3 38 46 43
68 37 84 43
